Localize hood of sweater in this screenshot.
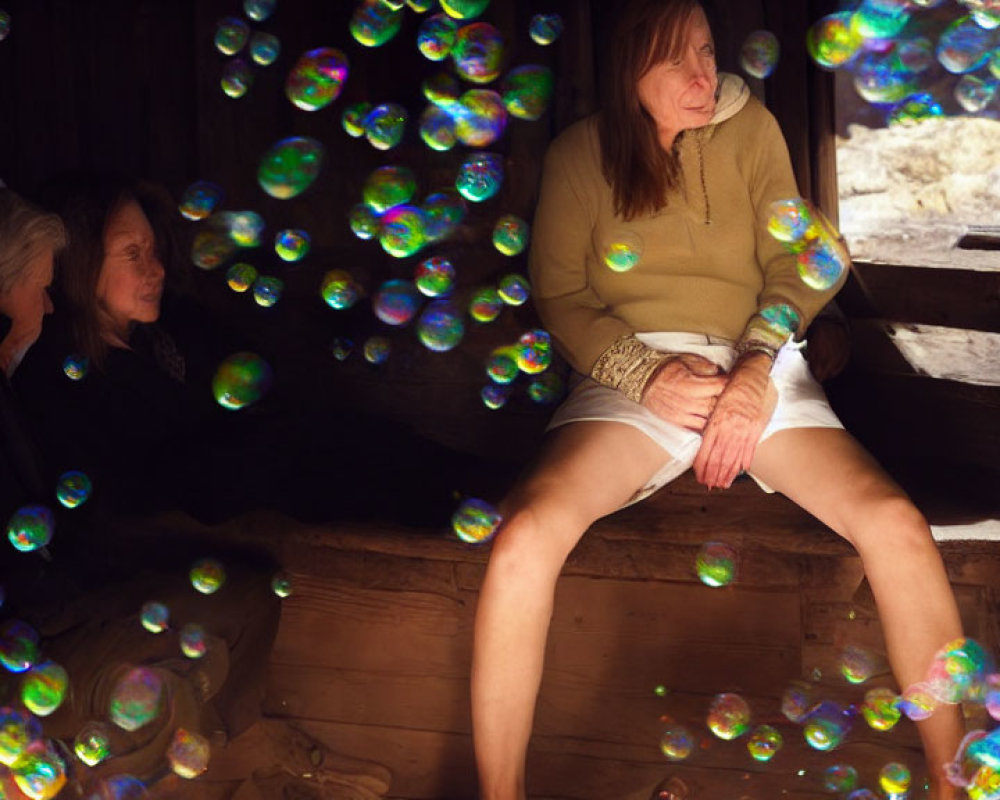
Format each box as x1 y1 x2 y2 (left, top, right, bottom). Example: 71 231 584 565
710 72 751 126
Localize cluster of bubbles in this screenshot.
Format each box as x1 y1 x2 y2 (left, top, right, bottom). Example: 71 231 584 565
807 1 1000 124
767 197 851 292
213 1 281 99
479 329 563 411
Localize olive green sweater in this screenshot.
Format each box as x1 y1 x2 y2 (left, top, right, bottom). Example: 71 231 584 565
528 74 846 386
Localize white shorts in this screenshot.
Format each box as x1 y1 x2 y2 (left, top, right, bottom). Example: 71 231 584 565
547 332 844 505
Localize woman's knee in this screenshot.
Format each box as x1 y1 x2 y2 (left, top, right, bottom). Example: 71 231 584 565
847 493 932 554
486 502 582 584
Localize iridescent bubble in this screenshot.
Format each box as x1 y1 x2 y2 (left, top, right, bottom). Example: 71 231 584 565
350 0 404 48
879 761 911 795
417 301 465 352
349 203 381 240
374 279 422 325
603 231 644 272
851 1 911 41
454 89 508 146
244 0 276 23
803 700 851 751
781 680 814 723
469 287 503 323
363 336 391 364
897 37 935 73
274 228 310 262
140 601 170 634
452 22 505 84
55 470 92 509
63 354 88 380
249 32 281 66
970 5 1000 29
285 47 349 111
440 0 490 20
527 371 564 404
190 558 226 594
271 572 293 598
257 136 324 199
481 383 512 410
452 497 501 544
695 541 737 587
486 347 519 384
331 337 354 361
853 49 917 104
986 674 1000 721
937 15 993 74
109 666 165 732
798 211 850 291
861 687 901 731
226 262 258 293
7 505 53 553
423 71 461 109
378 205 428 258
418 13 458 61
898 680 939 721
492 214 529 256
456 151 504 202
365 103 408 150
213 352 273 409
500 64 554 121
73 721 112 767
529 13 563 45
321 269 362 310
11 740 66 800
955 74 997 112
707 692 751 740
167 728 209 779
363 165 417 213
342 101 373 137
741 30 780 79
0 11 10 42
422 191 467 240
221 57 254 99
516 329 551 374
252 275 284 307
191 228 236 270
214 17 249 56
88 774 149 800
807 12 863 70
180 623 207 659
498 273 530 306
747 724 782 762
823 764 859 793
888 92 944 125
0 707 38 767
0 621 38 674
21 661 67 717
660 724 695 761
414 256 455 296
767 197 813 246
419 104 457 151
840 643 878 684
224 210 266 247
178 181 223 221
926 636 994 703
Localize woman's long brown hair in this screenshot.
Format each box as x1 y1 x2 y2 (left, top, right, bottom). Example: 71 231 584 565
599 0 704 220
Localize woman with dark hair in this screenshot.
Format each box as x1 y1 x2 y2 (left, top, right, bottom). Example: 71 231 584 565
471 2 963 798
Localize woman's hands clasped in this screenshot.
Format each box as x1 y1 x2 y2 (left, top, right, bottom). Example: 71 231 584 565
640 354 727 432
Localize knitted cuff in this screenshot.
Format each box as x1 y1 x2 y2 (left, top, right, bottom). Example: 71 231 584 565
590 335 673 403
736 302 802 361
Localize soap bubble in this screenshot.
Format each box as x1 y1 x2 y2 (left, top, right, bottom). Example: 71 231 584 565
527 372 564 404
365 103 408 150
244 0 276 23
0 620 39 674
214 17 249 55
179 623 207 659
191 228 237 270
937 15 993 74
418 13 458 61
878 761 911 795
454 89 508 147
252 275 284 307
926 636 994 703
274 228 310 262
807 12 863 69
221 57 253 99
452 22 505 83
257 136 324 199
781 680 814 723
422 191 467 241
603 231 643 272
660 724 695 761
223 210 266 247
20 661 68 717
378 205 428 258
747 724 782 762
140 602 170 634
767 197 813 246
481 383 512 410
363 336 391 364
271 572 293 598
695 541 736 587
167 728 210 779
529 13 563 45
249 32 281 66
707 692 751 740
896 37 935 73
109 666 165 732
331 337 353 361
363 165 417 213
955 74 997 112
797 220 850 291
853 49 917 105
452 498 502 543
486 347 519 385
190 558 226 594
500 64 554 121
456 152 503 202
417 301 465 352
740 30 780 79
986 674 1000 720
11 739 66 800
179 181 222 221
420 104 457 151
285 47 348 111
213 352 273 410
350 0 403 47
803 701 851 751
343 101 373 137
492 214 529 255
823 764 859 793
424 71 461 109
440 0 490 20
74 721 112 767
414 256 455 297
349 203 381 240
887 92 944 126
226 263 257 293
498 273 530 306
516 329 551 374
0 707 39 766
469 287 503 323
860 686 901 731
321 269 362 310
63 354 88 380
851 1 911 41
374 279 422 326
55 470 92 509
7 505 53 553
839 643 879 684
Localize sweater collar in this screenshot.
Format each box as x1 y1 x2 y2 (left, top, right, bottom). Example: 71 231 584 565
710 72 750 126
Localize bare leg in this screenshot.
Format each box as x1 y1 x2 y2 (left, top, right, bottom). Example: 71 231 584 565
751 428 963 799
472 421 673 800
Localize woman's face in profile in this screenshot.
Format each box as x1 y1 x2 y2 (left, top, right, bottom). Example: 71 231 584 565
636 6 719 145
97 201 165 336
